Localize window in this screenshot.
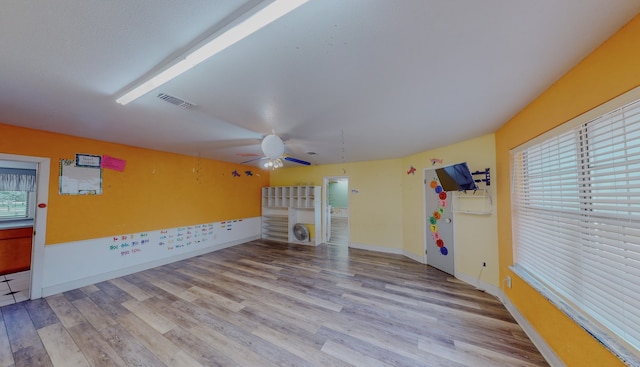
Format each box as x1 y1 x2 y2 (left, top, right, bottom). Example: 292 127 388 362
0 167 36 221
0 191 32 221
511 97 640 361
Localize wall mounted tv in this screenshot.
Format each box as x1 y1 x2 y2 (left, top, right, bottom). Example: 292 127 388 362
435 162 478 192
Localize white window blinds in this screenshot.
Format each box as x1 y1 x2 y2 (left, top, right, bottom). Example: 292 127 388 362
511 98 640 355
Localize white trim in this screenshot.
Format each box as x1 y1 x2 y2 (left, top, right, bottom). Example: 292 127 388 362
422 168 429 264
350 245 562 366
0 153 50 300
323 176 350 246
509 89 640 362
349 242 403 255
455 271 500 299
512 85 640 153
501 292 566 367
413 250 562 366
322 178 328 244
40 217 261 298
403 250 425 264
41 235 258 297
511 265 640 366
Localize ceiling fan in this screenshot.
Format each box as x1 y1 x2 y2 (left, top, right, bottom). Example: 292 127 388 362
242 132 311 169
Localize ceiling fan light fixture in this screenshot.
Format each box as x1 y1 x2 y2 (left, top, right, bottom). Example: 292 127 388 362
116 0 309 105
263 157 283 170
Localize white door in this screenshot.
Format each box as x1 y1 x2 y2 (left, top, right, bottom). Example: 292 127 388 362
425 169 455 275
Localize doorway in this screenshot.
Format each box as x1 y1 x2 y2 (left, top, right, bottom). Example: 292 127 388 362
0 153 50 302
323 177 349 246
424 168 455 275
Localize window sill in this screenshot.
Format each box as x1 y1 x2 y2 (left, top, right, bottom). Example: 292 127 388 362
0 219 33 230
510 265 640 367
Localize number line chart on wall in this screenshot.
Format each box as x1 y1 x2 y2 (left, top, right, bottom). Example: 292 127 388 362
107 222 221 257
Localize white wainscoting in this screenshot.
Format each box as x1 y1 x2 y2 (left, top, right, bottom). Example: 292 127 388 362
40 217 260 297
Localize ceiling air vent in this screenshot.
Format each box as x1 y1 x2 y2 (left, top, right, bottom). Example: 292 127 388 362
157 93 196 109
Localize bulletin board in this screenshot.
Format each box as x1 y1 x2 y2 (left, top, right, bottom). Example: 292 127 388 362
59 159 102 195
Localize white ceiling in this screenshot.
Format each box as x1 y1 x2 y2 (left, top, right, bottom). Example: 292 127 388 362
1 1 639 167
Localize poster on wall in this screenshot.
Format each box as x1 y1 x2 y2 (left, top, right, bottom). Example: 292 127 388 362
101 155 126 172
75 153 101 168
59 159 102 195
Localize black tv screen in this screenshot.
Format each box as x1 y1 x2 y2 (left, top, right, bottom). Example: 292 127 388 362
435 162 478 192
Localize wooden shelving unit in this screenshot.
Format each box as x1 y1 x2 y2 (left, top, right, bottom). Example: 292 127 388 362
261 186 321 245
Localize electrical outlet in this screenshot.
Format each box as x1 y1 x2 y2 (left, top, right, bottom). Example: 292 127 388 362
506 276 512 289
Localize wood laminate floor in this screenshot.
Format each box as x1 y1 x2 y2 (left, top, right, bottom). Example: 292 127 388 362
329 217 348 246
0 240 549 367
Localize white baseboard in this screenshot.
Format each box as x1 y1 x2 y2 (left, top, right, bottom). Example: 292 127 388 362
347 244 561 367
35 228 562 367
454 272 501 299
453 272 562 366
349 242 403 255
403 250 425 264
41 236 257 297
347 244 424 265
501 292 565 367
38 217 261 298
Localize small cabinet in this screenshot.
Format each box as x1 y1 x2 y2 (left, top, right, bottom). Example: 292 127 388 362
0 226 33 275
261 186 321 245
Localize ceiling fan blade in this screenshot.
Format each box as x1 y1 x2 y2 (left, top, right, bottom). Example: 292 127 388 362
284 156 311 165
240 156 266 164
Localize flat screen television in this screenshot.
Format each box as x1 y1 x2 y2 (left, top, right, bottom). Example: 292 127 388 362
435 162 478 192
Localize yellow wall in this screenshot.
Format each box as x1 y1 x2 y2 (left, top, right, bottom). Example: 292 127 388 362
0 123 269 245
495 14 640 367
270 159 404 249
2 13 634 366
402 133 498 286
270 134 498 288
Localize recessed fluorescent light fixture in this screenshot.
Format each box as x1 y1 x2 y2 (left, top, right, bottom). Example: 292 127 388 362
116 0 309 105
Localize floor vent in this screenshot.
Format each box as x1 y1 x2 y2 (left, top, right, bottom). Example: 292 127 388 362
157 93 196 109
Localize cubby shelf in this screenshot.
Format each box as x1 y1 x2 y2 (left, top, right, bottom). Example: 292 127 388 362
261 186 322 245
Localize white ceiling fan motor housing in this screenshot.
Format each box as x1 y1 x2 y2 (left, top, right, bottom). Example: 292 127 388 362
262 134 285 158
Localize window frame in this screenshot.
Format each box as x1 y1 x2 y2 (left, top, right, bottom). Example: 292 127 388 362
510 86 640 366
0 190 34 222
